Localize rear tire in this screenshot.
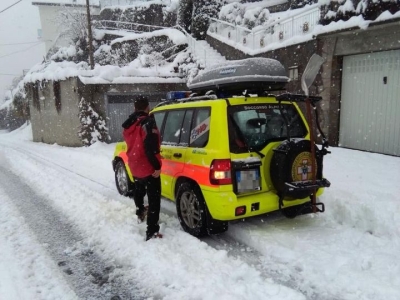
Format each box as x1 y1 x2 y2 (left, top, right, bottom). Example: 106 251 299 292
176 182 208 237
115 160 134 197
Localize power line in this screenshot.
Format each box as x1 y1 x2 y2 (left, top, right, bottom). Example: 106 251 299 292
0 42 44 59
0 73 20 76
0 40 47 46
0 0 23 14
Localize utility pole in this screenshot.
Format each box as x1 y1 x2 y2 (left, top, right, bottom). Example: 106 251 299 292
86 0 94 69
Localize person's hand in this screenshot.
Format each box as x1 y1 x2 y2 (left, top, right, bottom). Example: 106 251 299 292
152 170 161 178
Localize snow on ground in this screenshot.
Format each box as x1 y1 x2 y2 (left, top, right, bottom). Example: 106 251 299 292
0 156 77 299
1 124 400 299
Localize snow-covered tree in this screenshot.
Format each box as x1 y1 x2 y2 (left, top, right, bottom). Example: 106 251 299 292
51 8 101 64
219 1 272 30
178 0 193 32
78 97 110 146
192 0 224 40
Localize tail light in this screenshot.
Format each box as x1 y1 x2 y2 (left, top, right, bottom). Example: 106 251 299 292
210 159 232 185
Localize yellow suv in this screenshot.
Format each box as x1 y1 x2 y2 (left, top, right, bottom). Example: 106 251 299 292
113 57 330 237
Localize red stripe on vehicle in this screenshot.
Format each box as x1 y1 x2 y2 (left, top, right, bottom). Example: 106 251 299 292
120 152 128 164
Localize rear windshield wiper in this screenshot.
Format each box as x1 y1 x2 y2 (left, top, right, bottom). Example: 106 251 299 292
229 115 265 159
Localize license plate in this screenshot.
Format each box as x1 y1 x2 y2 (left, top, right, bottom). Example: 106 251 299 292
236 169 261 194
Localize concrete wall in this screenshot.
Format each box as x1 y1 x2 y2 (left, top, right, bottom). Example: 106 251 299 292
29 78 83 146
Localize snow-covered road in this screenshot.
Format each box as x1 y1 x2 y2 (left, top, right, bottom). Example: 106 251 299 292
1 125 400 300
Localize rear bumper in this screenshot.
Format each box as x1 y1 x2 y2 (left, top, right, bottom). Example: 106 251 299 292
202 188 319 221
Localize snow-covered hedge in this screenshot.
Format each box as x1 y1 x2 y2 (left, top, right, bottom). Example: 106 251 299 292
219 1 272 29
320 0 400 24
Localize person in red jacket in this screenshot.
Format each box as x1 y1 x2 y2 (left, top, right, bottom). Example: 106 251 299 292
122 96 162 241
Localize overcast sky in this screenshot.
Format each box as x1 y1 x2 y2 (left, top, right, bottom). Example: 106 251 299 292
0 0 46 102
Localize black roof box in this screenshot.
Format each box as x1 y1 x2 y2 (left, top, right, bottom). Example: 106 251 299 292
187 57 289 95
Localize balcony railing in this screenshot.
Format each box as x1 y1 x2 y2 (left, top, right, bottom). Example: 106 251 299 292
208 5 321 51
95 20 168 32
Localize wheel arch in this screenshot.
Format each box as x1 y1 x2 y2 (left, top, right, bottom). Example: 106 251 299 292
174 176 199 200
174 176 228 236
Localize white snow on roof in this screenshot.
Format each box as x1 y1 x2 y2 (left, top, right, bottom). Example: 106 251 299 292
19 26 188 86
22 57 185 85
79 75 185 84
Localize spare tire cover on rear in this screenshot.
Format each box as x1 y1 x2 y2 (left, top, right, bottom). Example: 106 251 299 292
270 139 321 200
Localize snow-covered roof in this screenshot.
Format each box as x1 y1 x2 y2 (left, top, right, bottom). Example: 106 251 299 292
22 57 186 86
32 0 100 7
20 26 188 86
79 75 185 85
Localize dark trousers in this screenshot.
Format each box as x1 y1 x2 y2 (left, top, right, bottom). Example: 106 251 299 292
133 175 161 235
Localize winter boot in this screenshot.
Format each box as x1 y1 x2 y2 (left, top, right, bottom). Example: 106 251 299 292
145 232 163 241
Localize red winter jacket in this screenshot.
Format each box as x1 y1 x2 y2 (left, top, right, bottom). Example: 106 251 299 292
122 111 162 179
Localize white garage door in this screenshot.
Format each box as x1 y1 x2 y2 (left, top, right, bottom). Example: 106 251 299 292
340 50 400 156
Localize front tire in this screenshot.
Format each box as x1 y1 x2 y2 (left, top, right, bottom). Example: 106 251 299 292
115 160 134 196
176 182 208 237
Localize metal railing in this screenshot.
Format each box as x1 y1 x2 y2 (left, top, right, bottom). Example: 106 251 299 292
95 20 169 32
208 5 321 51
100 0 171 7
175 25 223 68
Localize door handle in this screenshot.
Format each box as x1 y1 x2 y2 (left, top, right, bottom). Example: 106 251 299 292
173 153 182 158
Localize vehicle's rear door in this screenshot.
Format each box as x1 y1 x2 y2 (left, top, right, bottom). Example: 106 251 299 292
227 103 307 195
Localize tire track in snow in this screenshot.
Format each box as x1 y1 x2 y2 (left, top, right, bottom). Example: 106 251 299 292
0 159 143 299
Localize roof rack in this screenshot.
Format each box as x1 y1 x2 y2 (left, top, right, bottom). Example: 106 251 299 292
276 93 322 103
154 94 218 108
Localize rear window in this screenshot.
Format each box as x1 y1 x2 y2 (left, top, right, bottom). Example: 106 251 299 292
228 104 306 152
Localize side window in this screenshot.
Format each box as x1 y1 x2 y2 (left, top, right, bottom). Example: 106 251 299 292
153 111 166 138
179 110 194 146
190 108 211 148
162 110 185 145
